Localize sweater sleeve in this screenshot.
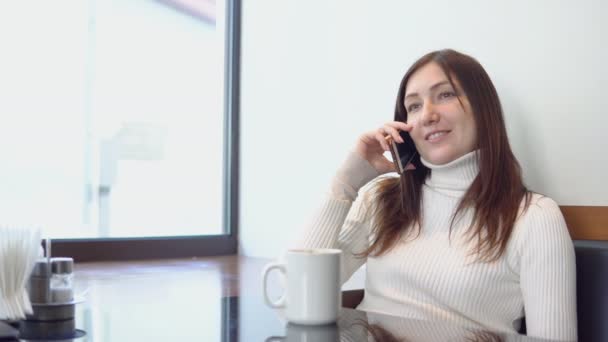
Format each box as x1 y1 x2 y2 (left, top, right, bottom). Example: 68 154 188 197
295 151 380 285
516 196 577 341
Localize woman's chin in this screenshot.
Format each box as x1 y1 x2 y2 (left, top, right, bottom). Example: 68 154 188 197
422 153 456 165
421 149 462 165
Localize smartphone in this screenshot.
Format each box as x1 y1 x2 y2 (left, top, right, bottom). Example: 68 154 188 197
387 130 418 174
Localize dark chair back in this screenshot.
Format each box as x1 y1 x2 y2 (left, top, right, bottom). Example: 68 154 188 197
575 240 608 342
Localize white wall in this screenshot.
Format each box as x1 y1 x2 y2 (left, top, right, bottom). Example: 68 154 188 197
239 0 608 263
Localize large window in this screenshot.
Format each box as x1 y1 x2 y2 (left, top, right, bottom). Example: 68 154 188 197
0 0 240 259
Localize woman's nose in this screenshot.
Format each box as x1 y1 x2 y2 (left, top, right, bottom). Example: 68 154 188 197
420 102 440 126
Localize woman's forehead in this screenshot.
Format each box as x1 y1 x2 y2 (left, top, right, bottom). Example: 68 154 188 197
405 63 449 94
405 63 463 98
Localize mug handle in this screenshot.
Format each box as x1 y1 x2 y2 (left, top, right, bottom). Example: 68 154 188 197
265 337 285 342
262 262 287 308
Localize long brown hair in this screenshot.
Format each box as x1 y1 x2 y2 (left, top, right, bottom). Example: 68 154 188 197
363 49 532 262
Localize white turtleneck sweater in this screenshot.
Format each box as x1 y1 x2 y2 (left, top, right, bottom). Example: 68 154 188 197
296 150 577 341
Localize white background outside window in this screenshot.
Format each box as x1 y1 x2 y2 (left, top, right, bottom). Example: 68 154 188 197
0 0 226 238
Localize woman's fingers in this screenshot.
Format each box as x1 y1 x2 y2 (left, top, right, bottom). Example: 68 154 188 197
379 121 414 144
352 121 419 175
373 121 414 151
359 121 415 158
383 124 404 143
387 121 413 132
374 128 390 151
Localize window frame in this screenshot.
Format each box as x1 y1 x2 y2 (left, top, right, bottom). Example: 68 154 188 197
53 0 241 262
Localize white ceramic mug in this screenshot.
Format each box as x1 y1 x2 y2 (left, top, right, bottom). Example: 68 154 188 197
265 323 339 342
262 248 342 325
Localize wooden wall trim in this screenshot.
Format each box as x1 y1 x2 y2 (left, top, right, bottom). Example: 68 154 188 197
560 206 608 241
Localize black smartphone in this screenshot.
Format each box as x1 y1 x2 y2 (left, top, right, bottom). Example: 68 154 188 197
387 130 418 174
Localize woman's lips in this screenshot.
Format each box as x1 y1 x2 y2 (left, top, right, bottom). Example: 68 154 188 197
425 130 450 143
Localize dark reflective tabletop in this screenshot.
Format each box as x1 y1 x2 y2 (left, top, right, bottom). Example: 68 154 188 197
1 258 561 341
65 294 552 341
225 295 556 342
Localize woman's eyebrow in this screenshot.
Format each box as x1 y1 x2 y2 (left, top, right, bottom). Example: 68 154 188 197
404 80 450 100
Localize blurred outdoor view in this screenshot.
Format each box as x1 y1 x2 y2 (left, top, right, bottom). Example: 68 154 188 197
0 0 227 238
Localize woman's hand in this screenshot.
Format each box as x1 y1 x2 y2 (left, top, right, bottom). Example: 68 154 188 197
355 121 416 174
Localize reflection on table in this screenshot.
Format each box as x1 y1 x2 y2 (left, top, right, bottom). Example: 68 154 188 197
69 295 560 341
257 297 553 342
42 257 563 342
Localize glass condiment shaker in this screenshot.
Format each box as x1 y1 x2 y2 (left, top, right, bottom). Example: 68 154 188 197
50 257 74 303
28 259 51 303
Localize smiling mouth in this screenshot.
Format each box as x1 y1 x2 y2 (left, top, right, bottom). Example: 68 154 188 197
426 130 450 141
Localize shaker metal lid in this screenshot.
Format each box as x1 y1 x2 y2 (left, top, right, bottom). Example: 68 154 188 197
51 257 74 274
31 259 52 277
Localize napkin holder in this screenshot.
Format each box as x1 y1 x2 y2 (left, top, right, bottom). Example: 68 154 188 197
18 258 86 340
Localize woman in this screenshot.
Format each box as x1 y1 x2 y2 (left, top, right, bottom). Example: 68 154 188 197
296 49 577 341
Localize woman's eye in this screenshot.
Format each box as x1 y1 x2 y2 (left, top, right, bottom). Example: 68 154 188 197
407 103 421 112
439 91 456 99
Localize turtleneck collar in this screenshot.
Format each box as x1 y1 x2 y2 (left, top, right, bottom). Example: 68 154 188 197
420 150 480 196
